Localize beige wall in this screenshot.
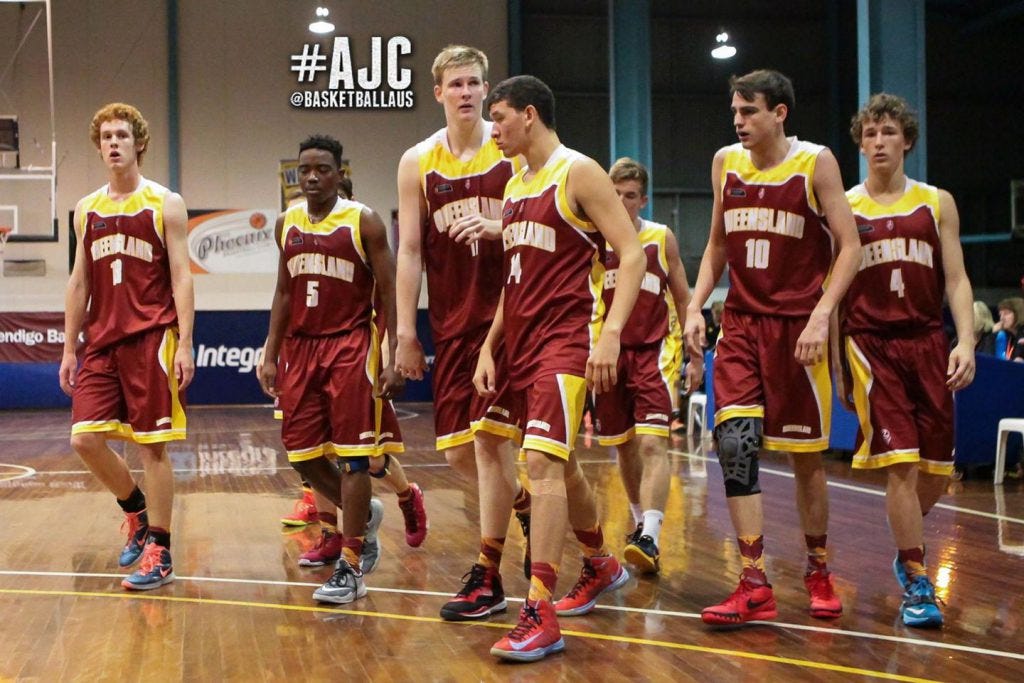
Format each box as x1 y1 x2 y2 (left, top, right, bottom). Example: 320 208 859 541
1 0 507 310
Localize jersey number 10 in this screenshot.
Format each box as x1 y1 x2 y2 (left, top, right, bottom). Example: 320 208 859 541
744 238 770 269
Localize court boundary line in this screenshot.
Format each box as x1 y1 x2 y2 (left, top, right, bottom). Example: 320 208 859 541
0 585 943 682
0 464 36 482
1 569 1021 664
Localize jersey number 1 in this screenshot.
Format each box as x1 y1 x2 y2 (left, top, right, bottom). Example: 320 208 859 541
110 258 123 286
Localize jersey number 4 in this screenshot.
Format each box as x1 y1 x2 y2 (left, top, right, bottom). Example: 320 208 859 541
890 268 906 298
507 252 522 285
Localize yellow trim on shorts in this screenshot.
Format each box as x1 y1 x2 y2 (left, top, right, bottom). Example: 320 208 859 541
597 428 636 447
71 419 130 436
159 328 188 440
807 357 832 446
763 435 829 453
852 448 919 469
920 459 954 476
375 441 405 456
846 337 875 461
287 444 329 462
470 418 522 442
273 409 283 421
714 405 764 426
522 434 571 460
436 429 474 451
635 424 671 439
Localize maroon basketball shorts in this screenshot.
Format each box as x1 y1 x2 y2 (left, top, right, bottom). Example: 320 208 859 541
434 326 518 450
594 342 676 445
279 326 403 463
845 328 954 475
504 373 587 460
71 326 186 443
713 310 831 452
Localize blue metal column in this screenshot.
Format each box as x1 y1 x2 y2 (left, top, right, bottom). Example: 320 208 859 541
508 0 522 76
166 0 181 192
609 0 652 217
856 0 927 181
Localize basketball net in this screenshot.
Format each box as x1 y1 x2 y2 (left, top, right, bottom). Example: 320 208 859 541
0 226 10 277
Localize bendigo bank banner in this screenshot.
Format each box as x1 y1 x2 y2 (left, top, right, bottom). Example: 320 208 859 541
0 312 70 362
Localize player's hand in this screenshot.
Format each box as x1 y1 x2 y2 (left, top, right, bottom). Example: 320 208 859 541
258 358 279 399
946 342 976 391
586 331 620 394
683 358 703 395
174 342 195 391
473 346 497 397
449 215 502 245
683 308 707 361
379 365 405 401
58 351 78 396
395 335 428 380
795 311 829 366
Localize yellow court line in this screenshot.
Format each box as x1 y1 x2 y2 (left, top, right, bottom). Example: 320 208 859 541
0 587 938 683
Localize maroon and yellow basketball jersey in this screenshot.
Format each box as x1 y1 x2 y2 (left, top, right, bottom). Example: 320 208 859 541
501 145 605 389
720 138 834 317
604 220 671 347
280 198 375 337
417 123 520 341
842 179 944 334
78 178 178 350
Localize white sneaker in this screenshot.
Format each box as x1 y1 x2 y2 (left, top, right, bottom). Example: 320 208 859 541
360 497 384 574
313 559 367 604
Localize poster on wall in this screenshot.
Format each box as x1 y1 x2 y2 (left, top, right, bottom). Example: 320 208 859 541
186 209 279 274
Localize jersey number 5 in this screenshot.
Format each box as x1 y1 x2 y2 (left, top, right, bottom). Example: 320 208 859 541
306 280 320 307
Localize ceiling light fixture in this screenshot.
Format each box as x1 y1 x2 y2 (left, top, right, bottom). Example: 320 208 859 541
711 31 736 60
309 7 335 34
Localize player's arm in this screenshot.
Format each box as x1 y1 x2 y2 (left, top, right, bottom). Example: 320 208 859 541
258 216 290 398
570 157 644 393
394 147 429 379
937 189 977 388
665 229 702 391
684 149 729 360
361 206 404 400
473 288 505 397
799 148 861 366
59 201 91 396
163 192 195 390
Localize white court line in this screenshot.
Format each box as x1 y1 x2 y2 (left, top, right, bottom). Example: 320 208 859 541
0 464 36 482
1 568 1021 663
669 448 1024 526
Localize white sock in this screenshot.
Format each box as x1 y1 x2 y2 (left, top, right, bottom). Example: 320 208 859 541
629 503 643 525
641 510 664 545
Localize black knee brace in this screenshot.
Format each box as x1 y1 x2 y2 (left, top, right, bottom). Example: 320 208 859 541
369 453 391 479
715 417 762 497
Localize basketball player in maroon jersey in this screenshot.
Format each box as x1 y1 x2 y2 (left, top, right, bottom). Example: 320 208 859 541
478 75 644 662
394 45 531 621
259 134 403 604
683 70 862 625
60 103 194 591
835 93 974 627
596 157 702 574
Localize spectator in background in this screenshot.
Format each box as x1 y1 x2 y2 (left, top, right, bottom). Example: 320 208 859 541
970 302 996 355
994 297 1024 361
705 301 724 349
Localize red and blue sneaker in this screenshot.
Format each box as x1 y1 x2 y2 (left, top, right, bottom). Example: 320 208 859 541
118 509 149 567
121 540 174 591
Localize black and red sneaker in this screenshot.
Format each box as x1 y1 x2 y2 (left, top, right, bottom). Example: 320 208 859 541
439 563 507 621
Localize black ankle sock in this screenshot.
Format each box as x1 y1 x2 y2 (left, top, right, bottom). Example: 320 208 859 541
148 527 171 549
117 486 147 514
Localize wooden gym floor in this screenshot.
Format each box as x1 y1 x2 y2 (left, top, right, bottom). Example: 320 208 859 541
1 404 1022 681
